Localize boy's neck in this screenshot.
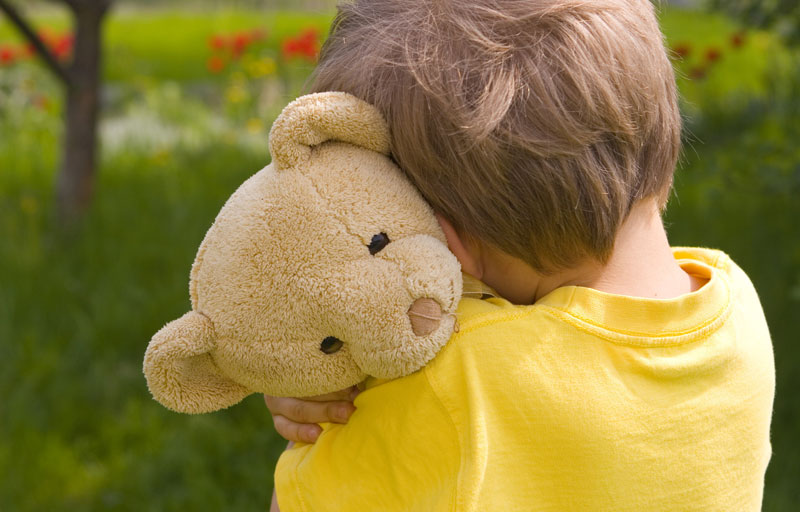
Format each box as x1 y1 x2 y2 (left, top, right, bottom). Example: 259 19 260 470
479 200 705 304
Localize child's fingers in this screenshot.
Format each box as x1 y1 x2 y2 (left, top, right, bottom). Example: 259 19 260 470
264 395 357 424
272 414 322 444
304 385 361 402
263 386 361 443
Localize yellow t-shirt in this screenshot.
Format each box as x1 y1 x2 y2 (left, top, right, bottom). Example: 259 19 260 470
275 248 775 511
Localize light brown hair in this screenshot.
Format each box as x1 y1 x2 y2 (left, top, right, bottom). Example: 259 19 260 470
310 0 681 273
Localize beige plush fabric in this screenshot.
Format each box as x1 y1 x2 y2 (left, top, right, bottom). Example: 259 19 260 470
144 92 462 413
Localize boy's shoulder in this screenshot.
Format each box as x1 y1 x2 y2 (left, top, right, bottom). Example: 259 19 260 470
434 246 767 368
418 246 773 510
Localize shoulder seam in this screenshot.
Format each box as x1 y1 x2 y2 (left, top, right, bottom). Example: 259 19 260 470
536 294 733 347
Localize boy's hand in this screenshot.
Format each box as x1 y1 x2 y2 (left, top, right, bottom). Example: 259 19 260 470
264 386 360 443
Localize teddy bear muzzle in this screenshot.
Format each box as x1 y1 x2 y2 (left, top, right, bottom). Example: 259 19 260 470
318 298 444 356
407 297 443 336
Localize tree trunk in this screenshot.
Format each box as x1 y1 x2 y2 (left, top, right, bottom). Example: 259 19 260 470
55 4 106 222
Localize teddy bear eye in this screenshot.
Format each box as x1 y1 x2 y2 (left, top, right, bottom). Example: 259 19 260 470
320 336 344 354
368 232 390 255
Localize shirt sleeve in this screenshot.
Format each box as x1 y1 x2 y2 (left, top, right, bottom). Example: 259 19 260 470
274 369 461 512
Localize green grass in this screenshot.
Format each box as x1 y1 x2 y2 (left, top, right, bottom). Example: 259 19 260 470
1 5 798 511
0 113 286 510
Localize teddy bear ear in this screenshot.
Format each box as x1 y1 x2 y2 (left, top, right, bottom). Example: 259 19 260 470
268 91 391 171
143 311 250 414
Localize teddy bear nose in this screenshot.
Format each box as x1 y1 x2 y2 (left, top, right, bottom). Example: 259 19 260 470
407 298 443 336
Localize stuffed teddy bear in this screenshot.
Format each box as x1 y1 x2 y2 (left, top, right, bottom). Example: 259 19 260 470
144 92 463 414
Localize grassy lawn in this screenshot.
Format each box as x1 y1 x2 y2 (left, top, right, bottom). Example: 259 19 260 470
1 5 798 511
1 118 282 510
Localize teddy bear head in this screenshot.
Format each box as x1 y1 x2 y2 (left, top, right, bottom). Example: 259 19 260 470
143 92 462 413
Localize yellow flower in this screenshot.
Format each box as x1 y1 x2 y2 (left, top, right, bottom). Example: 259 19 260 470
225 83 249 104
247 57 276 78
151 149 171 166
246 118 263 134
20 195 38 216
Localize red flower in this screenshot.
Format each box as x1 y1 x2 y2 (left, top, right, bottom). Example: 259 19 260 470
207 55 226 74
205 28 267 70
250 28 267 42
232 32 252 58
730 31 745 49
51 34 74 61
281 28 320 61
705 47 722 63
209 34 227 51
33 95 51 111
688 66 707 80
670 42 691 59
0 45 16 65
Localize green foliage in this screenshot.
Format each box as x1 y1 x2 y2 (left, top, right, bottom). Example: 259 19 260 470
658 7 795 116
708 0 800 46
0 110 286 511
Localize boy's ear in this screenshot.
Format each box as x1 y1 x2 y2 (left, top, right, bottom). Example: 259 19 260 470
268 91 390 171
435 213 484 280
143 311 250 414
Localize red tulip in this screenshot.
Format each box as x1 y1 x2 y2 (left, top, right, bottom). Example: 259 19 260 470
250 28 267 42
33 95 51 111
232 32 251 58
705 47 722 63
207 55 226 74
281 28 320 61
688 66 707 80
730 31 745 49
671 42 691 59
0 45 16 65
52 34 74 61
209 34 227 51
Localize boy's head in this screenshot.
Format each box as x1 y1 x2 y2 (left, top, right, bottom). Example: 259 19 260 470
310 0 681 274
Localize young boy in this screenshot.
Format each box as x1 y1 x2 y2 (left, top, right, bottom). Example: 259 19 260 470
266 0 775 510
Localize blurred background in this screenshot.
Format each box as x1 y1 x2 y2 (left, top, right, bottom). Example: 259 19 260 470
0 0 797 509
